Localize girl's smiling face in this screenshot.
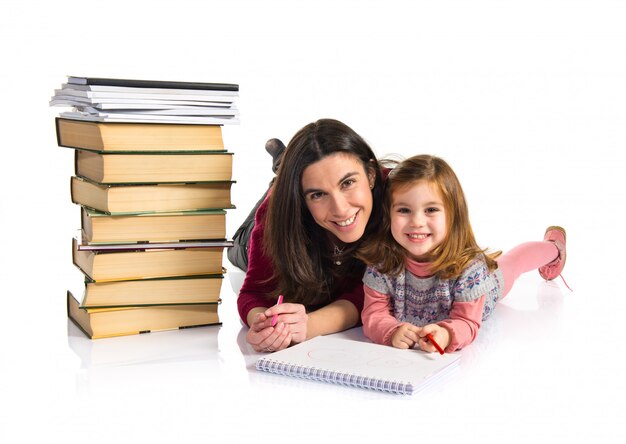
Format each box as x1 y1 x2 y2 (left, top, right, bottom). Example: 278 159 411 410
301 152 375 244
390 180 447 261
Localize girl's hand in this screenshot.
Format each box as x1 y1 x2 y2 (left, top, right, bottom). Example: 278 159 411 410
263 302 308 345
391 323 421 349
246 312 292 353
417 324 451 353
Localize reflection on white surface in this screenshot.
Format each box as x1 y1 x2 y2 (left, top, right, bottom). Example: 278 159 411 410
66 270 565 399
2 240 622 443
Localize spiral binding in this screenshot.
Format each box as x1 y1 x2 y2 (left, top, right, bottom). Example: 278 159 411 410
256 359 414 395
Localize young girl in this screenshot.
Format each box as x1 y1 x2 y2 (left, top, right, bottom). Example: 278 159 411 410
358 155 567 353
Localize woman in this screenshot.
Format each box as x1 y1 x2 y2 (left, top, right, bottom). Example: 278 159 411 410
237 118 387 352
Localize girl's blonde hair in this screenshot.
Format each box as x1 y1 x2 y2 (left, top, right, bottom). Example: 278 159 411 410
358 154 500 279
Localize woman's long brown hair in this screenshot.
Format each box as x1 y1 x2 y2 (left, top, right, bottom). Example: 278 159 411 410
263 119 384 306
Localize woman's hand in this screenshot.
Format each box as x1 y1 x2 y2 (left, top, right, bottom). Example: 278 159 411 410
416 324 451 353
390 323 421 349
264 302 308 345
246 311 292 353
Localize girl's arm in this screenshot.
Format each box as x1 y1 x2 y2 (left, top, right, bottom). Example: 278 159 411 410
426 258 494 352
362 284 403 345
435 296 485 352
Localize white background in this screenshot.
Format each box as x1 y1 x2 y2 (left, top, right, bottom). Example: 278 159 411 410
1 1 625 442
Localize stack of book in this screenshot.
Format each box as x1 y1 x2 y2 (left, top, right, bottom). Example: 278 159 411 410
51 76 239 339
51 75 239 124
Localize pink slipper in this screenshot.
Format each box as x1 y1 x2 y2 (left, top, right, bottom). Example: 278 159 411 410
538 226 566 281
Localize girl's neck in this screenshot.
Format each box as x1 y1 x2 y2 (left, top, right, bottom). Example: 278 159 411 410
405 256 434 278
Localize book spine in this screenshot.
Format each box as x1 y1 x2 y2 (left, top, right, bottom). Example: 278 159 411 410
255 360 413 395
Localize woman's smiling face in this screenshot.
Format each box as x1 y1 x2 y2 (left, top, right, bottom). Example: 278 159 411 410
301 152 375 244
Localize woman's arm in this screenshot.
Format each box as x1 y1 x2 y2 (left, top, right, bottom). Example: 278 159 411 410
238 193 364 348
262 298 359 345
306 299 359 339
237 195 274 326
246 307 292 353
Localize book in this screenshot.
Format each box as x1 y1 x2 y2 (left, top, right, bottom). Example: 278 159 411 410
81 207 226 244
74 236 233 251
80 275 224 308
72 238 228 281
56 118 225 152
66 76 239 92
59 111 239 125
71 176 234 214
54 88 236 103
76 104 239 117
255 335 461 395
51 97 235 108
67 291 221 339
51 99 235 110
74 150 233 184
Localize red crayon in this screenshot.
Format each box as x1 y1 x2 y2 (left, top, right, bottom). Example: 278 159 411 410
426 333 445 355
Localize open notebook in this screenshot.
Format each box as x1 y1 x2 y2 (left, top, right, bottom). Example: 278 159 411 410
256 335 461 395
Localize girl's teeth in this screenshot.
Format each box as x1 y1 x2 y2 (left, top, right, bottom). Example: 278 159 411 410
408 234 428 239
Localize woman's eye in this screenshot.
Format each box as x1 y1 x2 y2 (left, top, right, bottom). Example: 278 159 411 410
341 178 356 188
308 192 324 201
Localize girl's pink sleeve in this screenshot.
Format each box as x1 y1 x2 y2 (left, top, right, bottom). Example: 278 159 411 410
437 296 485 352
362 285 402 346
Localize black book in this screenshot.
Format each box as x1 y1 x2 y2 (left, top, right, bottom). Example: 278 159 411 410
67 76 239 92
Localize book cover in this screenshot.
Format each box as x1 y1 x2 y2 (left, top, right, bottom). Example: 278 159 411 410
55 117 226 152
81 207 227 244
74 150 233 184
72 238 228 281
67 291 221 339
71 177 234 214
67 76 239 92
80 274 224 308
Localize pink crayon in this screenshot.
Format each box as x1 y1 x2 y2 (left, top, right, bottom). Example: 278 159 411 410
271 295 284 327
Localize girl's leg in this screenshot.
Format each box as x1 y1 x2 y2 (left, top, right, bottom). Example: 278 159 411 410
496 242 559 298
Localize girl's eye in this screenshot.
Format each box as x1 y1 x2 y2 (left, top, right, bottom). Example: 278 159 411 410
426 207 440 214
397 207 411 214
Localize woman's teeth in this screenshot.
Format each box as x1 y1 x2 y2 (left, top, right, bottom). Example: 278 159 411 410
336 213 356 227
